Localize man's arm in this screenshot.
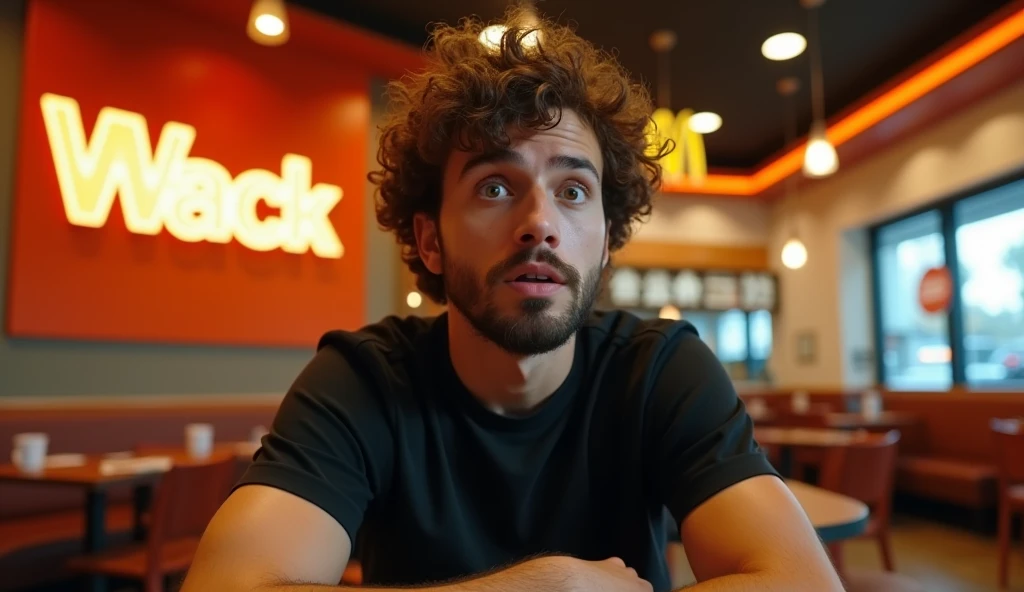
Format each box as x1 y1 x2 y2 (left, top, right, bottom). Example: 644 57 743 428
181 485 651 592
678 475 843 591
641 325 841 590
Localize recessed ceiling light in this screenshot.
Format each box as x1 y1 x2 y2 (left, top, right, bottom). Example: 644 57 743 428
688 112 722 134
761 32 807 61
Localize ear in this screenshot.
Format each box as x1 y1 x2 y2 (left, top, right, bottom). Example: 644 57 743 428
414 213 444 275
601 220 611 268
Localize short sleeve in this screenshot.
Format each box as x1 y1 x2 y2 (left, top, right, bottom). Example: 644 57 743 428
645 329 778 525
235 343 394 539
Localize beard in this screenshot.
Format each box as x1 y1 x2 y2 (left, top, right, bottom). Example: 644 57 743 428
443 246 603 356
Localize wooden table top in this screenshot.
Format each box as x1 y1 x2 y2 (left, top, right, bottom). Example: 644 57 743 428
0 444 252 488
824 411 918 430
787 480 869 543
755 427 868 447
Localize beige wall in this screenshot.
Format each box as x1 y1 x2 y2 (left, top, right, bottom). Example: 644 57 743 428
769 80 1024 389
636 194 770 246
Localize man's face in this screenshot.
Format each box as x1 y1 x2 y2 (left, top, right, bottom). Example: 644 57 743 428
419 110 608 356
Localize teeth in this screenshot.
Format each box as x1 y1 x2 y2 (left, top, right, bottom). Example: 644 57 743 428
524 274 549 280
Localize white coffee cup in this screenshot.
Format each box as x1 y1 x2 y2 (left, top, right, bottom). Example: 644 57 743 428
861 390 882 418
13 432 49 474
185 423 214 460
791 391 811 414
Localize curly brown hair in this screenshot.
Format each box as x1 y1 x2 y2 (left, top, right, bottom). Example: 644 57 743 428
369 7 668 304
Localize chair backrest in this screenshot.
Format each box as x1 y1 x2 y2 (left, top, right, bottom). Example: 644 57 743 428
819 430 901 514
146 455 237 571
991 418 1024 485
778 410 831 428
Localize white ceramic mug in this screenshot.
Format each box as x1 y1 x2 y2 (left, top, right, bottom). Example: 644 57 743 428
185 423 214 460
862 390 882 418
13 432 49 474
791 391 811 414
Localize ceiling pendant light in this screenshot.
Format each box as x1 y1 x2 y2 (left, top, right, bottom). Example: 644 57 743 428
803 121 839 177
801 0 838 178
778 77 809 270
247 0 290 46
781 238 808 270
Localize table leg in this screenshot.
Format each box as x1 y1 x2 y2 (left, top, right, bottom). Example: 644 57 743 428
84 489 109 592
778 447 793 478
132 484 153 541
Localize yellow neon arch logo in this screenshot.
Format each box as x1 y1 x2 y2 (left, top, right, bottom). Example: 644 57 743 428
39 93 344 258
646 107 708 185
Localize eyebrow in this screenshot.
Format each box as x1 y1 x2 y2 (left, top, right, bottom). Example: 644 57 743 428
459 148 601 183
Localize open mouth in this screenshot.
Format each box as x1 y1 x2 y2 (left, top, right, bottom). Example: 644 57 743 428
513 273 559 284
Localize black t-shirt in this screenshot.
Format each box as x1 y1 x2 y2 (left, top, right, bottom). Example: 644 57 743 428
236 310 777 591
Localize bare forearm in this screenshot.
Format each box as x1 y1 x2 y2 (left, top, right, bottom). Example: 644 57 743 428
679 570 842 591
254 558 573 592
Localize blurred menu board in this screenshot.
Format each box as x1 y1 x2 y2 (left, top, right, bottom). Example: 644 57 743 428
607 267 777 312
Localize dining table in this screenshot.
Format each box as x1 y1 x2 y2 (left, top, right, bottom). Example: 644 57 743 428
0 442 257 592
787 479 869 543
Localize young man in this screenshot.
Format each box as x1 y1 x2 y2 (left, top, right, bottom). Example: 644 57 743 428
182 9 842 592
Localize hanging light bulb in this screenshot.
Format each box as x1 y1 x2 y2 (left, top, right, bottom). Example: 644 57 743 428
247 0 290 46
781 238 809 270
803 121 838 178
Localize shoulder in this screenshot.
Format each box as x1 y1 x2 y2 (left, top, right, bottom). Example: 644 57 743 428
316 315 440 373
582 309 704 366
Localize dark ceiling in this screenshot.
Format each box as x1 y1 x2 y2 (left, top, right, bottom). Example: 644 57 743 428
291 0 1015 170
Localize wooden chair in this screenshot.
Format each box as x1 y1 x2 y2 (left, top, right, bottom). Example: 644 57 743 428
818 429 900 575
991 417 1024 590
68 455 237 592
784 411 832 482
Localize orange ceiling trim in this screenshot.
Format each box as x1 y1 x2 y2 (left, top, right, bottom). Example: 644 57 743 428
662 5 1024 198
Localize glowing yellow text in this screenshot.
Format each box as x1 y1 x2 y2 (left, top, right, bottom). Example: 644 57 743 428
646 108 707 185
39 93 344 258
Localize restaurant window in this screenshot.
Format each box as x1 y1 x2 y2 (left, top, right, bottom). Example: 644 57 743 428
874 210 952 390
955 179 1024 388
872 174 1024 391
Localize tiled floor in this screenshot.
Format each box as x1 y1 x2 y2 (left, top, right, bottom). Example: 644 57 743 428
671 515 1024 591
842 515 1024 592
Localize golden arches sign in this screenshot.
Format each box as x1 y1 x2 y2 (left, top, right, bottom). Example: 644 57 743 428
645 108 707 185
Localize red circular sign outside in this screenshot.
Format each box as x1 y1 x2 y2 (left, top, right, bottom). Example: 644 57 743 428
919 266 954 314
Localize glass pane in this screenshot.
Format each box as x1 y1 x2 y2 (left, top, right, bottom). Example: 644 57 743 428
876 210 952 390
716 309 748 363
750 310 773 360
955 178 1024 388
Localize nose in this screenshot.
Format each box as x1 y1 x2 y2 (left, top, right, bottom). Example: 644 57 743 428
513 186 561 249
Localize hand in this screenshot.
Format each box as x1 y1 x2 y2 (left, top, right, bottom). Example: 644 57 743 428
526 556 652 592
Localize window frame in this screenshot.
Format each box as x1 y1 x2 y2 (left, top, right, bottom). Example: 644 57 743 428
869 166 1024 389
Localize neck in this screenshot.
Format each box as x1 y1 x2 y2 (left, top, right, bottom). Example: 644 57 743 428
446 308 576 416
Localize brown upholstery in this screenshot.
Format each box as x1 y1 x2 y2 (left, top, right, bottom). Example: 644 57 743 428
0 401 277 519
876 392 1024 511
0 399 278 590
895 456 997 508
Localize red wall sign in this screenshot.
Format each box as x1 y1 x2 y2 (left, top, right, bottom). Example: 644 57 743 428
919 266 954 314
6 0 370 347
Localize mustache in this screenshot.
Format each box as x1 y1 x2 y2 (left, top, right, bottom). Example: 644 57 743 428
485 248 582 290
